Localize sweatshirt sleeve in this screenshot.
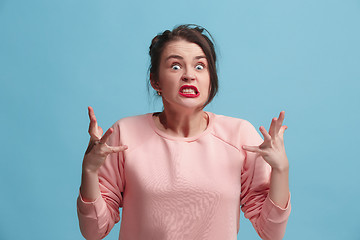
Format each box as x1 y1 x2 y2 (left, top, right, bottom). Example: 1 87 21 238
239 120 291 240
77 122 125 240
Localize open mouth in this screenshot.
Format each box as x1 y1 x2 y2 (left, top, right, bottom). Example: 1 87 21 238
179 85 200 98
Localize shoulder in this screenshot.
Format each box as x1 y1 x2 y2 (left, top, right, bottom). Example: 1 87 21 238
114 113 149 127
209 112 255 133
112 113 153 138
208 112 262 146
109 113 156 149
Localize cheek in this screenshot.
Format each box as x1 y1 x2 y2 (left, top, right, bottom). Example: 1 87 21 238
203 74 211 91
159 74 179 91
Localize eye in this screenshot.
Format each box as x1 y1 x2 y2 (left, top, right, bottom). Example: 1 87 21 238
172 64 181 70
195 64 204 70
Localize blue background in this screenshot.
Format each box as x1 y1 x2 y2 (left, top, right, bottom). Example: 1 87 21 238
1 0 359 239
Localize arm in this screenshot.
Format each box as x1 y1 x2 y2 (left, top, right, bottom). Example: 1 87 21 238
77 107 127 240
243 111 289 208
241 111 291 240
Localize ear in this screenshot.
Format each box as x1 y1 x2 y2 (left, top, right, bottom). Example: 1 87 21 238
150 73 161 91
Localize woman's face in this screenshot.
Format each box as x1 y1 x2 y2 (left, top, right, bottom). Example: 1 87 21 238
152 40 211 112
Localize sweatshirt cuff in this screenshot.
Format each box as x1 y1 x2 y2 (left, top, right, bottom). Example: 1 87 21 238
77 191 107 219
262 193 291 223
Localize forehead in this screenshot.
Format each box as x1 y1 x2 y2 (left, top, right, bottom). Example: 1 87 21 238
161 40 206 59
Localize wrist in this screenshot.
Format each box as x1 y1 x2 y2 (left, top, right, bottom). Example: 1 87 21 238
271 163 289 173
82 163 99 175
82 153 105 173
270 155 289 172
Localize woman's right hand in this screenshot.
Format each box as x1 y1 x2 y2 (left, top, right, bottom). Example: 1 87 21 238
83 106 128 173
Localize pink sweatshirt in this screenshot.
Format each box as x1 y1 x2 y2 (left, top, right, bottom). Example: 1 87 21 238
77 112 291 240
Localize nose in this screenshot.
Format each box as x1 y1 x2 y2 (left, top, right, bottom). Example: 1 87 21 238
181 70 196 82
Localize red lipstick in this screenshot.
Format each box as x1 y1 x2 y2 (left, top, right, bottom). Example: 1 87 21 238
179 85 200 98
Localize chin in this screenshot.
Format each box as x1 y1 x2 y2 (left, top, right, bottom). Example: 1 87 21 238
177 100 207 111
163 96 207 112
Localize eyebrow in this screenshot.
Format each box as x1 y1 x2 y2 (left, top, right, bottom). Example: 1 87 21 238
165 55 206 61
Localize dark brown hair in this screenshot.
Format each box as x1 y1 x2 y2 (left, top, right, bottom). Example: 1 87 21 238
149 24 218 107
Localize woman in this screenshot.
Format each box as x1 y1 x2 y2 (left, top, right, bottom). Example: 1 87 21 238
77 25 291 240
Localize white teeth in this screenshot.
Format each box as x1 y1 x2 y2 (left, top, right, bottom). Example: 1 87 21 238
182 88 195 94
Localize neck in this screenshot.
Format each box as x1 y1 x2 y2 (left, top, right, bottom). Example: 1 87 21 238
155 107 208 138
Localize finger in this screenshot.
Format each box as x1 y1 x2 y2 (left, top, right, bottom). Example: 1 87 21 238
242 145 260 153
269 117 277 137
259 126 271 142
275 111 285 133
88 106 97 122
107 145 128 153
88 106 98 136
100 128 113 144
98 125 104 136
279 125 288 136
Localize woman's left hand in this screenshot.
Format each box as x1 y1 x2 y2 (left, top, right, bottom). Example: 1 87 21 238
242 111 289 171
